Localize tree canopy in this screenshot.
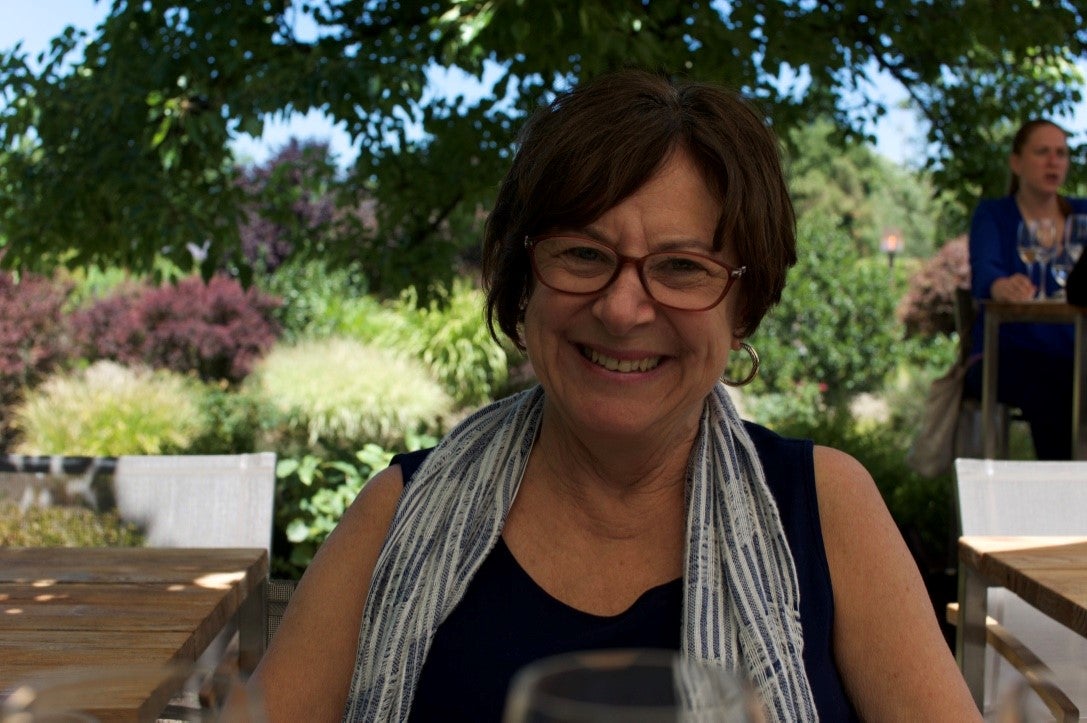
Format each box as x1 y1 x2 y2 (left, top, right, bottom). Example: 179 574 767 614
2 0 1085 283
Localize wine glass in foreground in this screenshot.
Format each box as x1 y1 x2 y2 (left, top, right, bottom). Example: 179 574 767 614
503 649 764 723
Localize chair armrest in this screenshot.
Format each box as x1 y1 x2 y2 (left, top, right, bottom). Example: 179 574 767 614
946 602 1080 722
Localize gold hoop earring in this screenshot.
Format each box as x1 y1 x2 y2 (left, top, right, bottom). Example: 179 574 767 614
722 342 760 387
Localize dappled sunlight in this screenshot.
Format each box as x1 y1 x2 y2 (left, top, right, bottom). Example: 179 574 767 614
194 571 245 590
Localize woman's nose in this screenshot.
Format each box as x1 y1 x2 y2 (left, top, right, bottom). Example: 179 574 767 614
592 264 656 333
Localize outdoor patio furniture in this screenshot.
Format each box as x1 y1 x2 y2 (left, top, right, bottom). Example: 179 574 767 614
950 457 1087 720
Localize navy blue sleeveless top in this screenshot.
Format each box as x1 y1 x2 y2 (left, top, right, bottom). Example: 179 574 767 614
394 421 858 722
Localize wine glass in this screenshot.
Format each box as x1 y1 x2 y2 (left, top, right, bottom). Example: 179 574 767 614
1016 221 1041 296
1033 219 1060 300
502 649 764 723
1050 248 1074 298
1064 213 1087 266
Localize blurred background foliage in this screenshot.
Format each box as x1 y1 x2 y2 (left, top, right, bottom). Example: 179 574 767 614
0 2 1074 595
2 1 1087 288
0 103 1026 587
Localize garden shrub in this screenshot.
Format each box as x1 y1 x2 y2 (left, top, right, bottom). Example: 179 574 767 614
897 236 970 338
248 337 453 455
260 257 373 342
353 279 511 408
238 140 341 274
185 382 268 455
0 502 144 547
58 264 136 311
12 361 206 455
740 213 906 406
0 269 72 411
67 280 146 363
272 433 436 577
743 381 827 432
70 274 282 384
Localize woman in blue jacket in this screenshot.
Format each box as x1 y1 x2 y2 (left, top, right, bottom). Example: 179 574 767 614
967 119 1087 459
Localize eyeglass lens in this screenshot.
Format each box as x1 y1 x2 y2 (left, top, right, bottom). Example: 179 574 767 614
529 236 739 311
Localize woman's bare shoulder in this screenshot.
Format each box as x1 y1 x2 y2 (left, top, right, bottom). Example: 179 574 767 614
810 445 981 721
247 463 405 722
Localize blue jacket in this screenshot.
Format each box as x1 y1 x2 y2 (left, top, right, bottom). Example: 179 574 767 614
968 195 1087 359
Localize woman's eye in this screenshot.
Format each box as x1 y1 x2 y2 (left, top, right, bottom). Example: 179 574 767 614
562 246 609 263
657 256 708 274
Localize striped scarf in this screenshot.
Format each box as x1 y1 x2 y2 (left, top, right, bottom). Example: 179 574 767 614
343 383 818 721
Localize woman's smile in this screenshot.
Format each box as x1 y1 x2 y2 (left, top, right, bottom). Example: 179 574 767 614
580 345 663 373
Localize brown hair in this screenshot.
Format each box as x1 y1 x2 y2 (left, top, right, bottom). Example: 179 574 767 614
481 69 796 349
1008 119 1072 217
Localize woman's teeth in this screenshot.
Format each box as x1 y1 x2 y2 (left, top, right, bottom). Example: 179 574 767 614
583 347 661 372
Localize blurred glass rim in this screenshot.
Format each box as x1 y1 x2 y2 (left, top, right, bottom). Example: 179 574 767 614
504 648 752 721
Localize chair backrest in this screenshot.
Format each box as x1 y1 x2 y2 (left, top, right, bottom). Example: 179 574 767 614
112 453 276 553
952 286 976 366
955 458 1087 536
0 452 277 554
954 458 1087 718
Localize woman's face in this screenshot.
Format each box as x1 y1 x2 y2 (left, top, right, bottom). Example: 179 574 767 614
523 148 742 442
1011 124 1070 196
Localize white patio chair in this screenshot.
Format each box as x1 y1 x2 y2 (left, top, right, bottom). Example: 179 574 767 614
108 452 276 554
952 458 1087 721
0 452 276 554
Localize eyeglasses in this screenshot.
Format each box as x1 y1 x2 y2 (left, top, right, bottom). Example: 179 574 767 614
525 235 746 312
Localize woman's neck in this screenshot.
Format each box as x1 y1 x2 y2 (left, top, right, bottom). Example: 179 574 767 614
530 406 695 501
1015 188 1063 222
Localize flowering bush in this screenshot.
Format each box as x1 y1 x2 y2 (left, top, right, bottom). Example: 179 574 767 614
238 141 339 272
897 236 970 338
71 274 281 384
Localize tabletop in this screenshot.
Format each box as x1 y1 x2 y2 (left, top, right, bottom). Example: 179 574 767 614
955 535 1087 709
959 535 1087 637
979 299 1087 459
0 546 268 722
980 299 1086 323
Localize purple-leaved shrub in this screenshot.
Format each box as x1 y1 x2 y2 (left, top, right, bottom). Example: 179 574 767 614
0 269 72 405
897 236 971 338
71 274 282 384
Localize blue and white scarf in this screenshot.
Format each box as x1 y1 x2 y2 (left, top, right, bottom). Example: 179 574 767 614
343 383 818 721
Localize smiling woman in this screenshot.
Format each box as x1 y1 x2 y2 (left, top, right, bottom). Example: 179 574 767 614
247 68 982 723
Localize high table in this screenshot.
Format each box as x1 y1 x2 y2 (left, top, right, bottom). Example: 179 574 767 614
980 299 1087 459
0 547 268 722
955 535 1087 710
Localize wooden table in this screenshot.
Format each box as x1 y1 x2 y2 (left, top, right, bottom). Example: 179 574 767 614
955 535 1087 709
0 547 268 722
980 299 1087 459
